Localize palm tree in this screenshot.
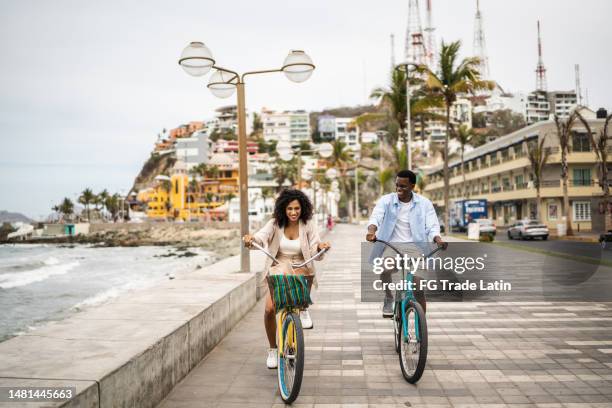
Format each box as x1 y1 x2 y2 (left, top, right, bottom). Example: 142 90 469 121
58 198 74 221
98 189 109 219
575 110 612 232
104 194 121 221
421 40 495 230
527 136 551 221
78 188 95 221
455 124 476 198
326 141 355 219
554 112 579 235
272 157 298 189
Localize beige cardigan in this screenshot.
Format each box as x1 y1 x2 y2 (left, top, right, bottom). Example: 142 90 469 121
251 218 324 278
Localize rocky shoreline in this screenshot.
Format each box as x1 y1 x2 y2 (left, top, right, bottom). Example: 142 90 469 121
1 224 243 258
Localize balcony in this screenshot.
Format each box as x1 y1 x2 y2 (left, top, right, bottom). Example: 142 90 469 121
514 150 527 159
540 180 560 188
515 182 528 190
545 147 560 155
491 186 502 193
569 179 594 187
502 184 514 192
490 158 500 166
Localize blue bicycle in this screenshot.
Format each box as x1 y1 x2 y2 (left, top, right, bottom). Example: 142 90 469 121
374 239 444 383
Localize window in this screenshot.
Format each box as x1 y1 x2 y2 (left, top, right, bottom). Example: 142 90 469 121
573 201 591 221
515 174 524 187
573 168 591 186
572 132 591 152
548 203 558 220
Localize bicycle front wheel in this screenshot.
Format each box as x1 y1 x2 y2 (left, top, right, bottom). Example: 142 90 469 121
278 312 304 403
399 301 428 383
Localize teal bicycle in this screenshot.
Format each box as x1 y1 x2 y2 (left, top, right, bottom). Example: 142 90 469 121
374 239 444 383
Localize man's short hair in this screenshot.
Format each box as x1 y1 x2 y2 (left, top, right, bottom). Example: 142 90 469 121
397 169 416 184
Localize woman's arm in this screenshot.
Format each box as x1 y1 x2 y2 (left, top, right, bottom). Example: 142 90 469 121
307 220 330 260
244 219 275 249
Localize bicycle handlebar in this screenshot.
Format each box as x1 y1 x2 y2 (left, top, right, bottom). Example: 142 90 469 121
250 241 329 268
373 238 446 259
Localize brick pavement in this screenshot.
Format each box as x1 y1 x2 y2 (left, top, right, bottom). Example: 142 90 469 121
159 224 612 408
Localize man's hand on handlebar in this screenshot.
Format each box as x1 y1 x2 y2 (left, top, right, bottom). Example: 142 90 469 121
242 234 254 248
366 225 377 242
434 236 448 250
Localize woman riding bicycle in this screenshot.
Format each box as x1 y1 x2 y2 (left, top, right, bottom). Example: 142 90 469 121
243 188 331 369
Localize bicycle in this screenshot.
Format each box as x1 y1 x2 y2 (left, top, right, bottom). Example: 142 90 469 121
373 239 444 383
251 241 328 404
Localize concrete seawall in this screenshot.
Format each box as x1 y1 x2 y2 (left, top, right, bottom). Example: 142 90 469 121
0 250 268 407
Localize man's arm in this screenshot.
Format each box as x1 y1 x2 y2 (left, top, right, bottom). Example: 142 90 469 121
424 200 446 248
366 196 386 241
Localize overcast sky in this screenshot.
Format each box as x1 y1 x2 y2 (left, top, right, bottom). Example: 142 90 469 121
1 0 610 219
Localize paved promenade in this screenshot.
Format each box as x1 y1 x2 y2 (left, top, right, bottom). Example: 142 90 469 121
159 224 612 408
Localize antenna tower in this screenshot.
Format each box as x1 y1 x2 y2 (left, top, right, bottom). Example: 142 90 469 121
575 64 583 106
535 20 548 91
390 33 396 72
473 0 490 80
405 0 426 65
424 0 436 70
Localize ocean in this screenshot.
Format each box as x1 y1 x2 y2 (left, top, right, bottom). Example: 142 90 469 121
0 244 217 342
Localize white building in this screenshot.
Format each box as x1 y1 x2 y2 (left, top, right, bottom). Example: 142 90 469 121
473 88 527 117
317 115 336 140
175 129 211 170
262 109 310 144
213 105 252 135
424 98 473 143
334 117 359 148
548 90 578 119
525 91 551 125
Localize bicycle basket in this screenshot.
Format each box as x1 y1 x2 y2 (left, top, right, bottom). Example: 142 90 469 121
267 274 312 310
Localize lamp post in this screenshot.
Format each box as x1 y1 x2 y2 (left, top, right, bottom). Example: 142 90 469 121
179 42 315 272
395 61 419 170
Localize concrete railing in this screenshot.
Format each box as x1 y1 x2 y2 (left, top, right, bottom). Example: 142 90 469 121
0 251 267 408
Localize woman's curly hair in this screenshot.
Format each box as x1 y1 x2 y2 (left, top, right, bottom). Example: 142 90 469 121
273 188 313 228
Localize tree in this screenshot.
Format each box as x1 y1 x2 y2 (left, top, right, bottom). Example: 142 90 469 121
527 136 551 221
58 198 74 221
455 124 476 198
273 157 298 189
575 110 612 232
251 112 263 137
78 188 95 221
98 189 110 218
104 194 121 221
554 112 579 235
326 141 355 219
421 40 495 230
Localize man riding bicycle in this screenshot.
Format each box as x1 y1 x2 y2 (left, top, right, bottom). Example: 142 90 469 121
366 169 446 317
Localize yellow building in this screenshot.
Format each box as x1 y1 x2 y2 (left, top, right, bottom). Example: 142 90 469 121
424 111 610 232
138 153 239 221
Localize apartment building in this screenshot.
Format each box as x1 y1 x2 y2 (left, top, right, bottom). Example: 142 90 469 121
423 110 608 232
175 129 211 170
548 90 578 119
262 109 310 144
525 90 551 125
334 117 359 148
416 98 472 143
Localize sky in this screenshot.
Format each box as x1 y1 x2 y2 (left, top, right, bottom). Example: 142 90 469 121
1 0 611 219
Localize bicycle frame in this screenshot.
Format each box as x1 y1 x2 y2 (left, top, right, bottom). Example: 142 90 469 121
373 240 442 341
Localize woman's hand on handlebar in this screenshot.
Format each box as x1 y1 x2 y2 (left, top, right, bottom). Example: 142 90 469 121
318 242 331 251
434 236 448 250
242 234 254 248
365 232 377 242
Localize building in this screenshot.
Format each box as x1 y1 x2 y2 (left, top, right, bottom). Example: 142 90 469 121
214 105 252 135
421 98 472 143
317 115 336 140
262 109 310 144
213 139 258 155
423 110 606 232
334 117 359 149
175 129 211 170
525 90 551 125
548 90 578 119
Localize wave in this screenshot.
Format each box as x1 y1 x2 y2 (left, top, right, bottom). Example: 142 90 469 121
0 260 79 289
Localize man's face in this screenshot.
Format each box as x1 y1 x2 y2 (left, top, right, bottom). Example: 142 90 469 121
395 177 414 201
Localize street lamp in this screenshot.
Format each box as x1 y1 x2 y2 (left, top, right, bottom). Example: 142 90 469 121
395 61 420 170
179 42 315 273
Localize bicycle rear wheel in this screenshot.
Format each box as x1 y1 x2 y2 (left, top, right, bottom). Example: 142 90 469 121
399 301 428 383
278 312 304 403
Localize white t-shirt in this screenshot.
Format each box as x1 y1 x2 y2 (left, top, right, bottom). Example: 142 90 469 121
279 229 301 256
389 201 413 243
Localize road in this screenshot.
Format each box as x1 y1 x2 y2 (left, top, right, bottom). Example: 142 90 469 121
159 224 612 408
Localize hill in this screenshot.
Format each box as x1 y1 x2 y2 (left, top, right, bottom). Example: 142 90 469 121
0 210 33 224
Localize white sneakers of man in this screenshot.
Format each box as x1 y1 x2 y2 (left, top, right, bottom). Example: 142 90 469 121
267 348 278 369
300 310 313 329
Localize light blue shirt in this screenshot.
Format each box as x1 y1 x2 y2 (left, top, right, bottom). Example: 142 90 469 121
368 192 441 260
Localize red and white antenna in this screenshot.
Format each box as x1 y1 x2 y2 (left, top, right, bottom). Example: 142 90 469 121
404 0 426 65
424 0 436 70
535 20 548 91
473 0 490 80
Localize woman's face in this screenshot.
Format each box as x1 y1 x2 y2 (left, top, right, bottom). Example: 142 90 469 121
285 199 301 223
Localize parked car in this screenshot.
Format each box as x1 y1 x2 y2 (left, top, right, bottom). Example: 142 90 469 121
475 218 496 236
507 219 549 240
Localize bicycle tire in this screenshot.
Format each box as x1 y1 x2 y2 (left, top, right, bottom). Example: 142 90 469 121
278 312 304 403
399 301 428 383
393 302 401 353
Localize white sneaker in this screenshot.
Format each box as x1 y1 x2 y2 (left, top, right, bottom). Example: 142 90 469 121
266 348 277 369
300 310 313 329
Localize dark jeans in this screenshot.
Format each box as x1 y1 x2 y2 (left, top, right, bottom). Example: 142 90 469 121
381 269 427 314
